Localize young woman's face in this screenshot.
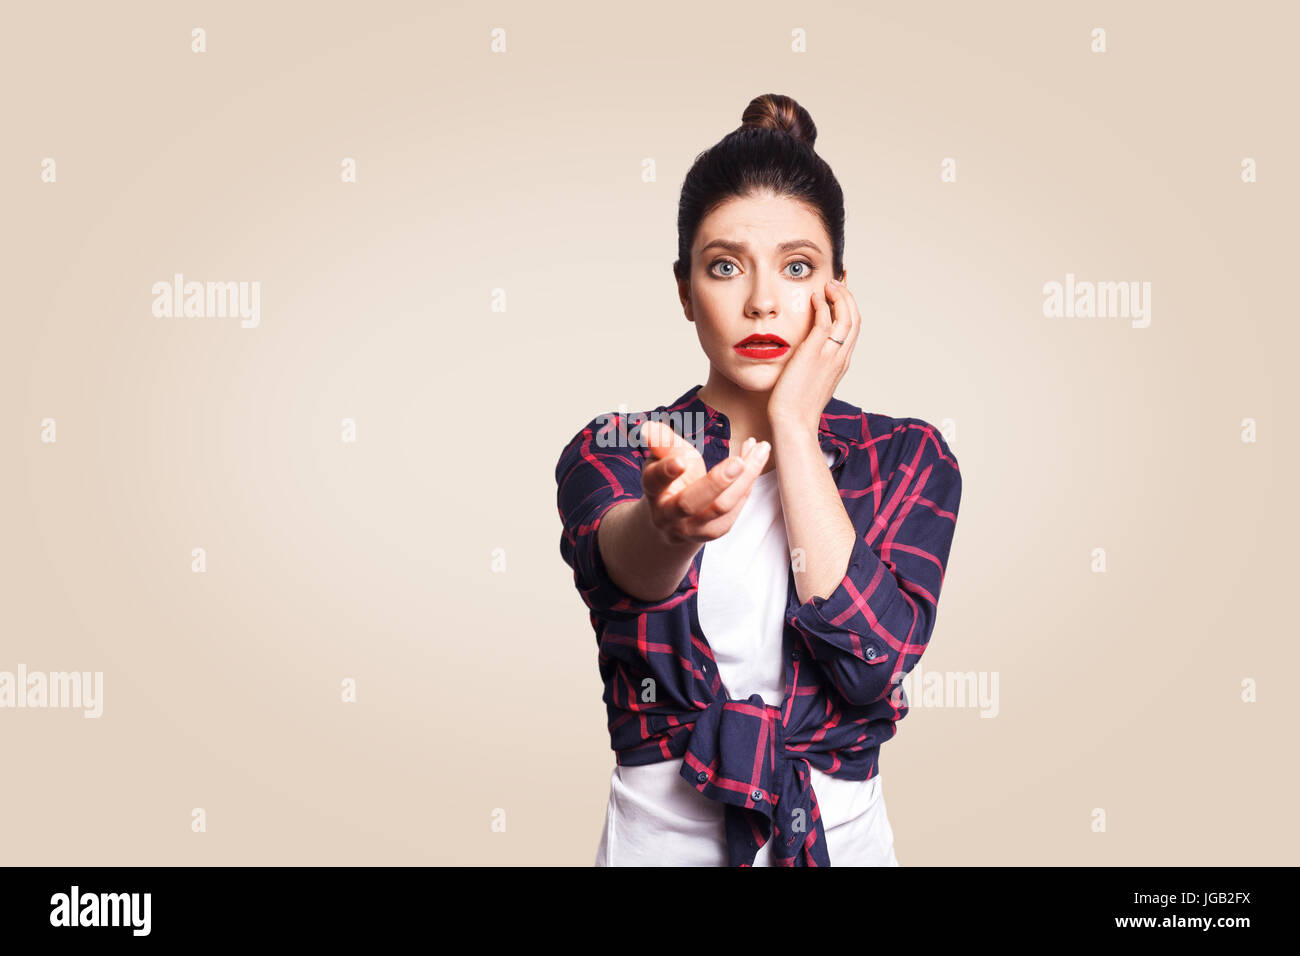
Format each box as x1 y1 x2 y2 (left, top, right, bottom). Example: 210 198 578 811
680 190 841 393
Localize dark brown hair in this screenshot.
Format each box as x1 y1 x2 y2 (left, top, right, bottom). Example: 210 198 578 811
672 93 846 285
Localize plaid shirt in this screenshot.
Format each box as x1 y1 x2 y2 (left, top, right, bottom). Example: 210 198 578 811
555 383 962 866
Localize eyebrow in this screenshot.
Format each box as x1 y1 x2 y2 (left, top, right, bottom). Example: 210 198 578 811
697 238 824 256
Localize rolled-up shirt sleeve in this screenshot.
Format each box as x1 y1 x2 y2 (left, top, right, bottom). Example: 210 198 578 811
555 414 696 619
787 420 962 707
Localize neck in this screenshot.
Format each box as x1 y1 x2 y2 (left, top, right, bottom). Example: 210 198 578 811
697 371 775 460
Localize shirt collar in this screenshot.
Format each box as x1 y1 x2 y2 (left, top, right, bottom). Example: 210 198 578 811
663 382 862 469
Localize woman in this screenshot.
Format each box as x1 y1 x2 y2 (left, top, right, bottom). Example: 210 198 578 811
555 93 962 866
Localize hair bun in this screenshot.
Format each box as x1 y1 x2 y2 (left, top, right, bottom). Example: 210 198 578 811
740 93 817 149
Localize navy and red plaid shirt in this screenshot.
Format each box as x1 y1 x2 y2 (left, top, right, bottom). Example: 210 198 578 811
555 382 962 866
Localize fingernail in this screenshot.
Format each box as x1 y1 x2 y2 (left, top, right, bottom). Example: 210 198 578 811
758 441 771 456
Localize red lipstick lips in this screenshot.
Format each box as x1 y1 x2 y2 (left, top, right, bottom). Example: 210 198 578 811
733 332 790 359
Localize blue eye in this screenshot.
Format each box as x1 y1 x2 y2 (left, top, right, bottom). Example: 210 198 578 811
708 259 815 279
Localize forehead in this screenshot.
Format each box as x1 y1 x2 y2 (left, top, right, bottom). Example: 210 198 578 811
695 192 826 250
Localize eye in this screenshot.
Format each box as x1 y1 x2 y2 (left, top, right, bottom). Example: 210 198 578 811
708 258 816 279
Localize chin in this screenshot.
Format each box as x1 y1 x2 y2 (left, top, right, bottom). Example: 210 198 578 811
725 363 783 391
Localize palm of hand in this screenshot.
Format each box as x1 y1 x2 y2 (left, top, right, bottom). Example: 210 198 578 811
663 441 708 498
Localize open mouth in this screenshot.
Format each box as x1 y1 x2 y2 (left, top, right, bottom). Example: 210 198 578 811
734 334 790 358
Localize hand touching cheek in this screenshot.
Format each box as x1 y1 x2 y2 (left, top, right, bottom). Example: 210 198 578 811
767 278 861 435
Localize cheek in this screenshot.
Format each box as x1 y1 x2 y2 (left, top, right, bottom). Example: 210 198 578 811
788 287 810 318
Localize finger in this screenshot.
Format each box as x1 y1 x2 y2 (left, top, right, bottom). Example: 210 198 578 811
723 435 755 471
642 445 706 501
833 280 861 356
637 419 699 497
706 440 773 515
674 439 770 521
823 281 851 349
810 286 832 336
641 451 684 500
639 419 691 460
811 287 842 358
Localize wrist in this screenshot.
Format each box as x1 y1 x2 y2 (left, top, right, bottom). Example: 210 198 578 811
635 495 691 552
769 414 819 444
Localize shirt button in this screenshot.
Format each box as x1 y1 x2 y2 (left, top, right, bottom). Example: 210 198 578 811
696 771 708 784
865 646 877 660
791 649 800 661
751 789 764 802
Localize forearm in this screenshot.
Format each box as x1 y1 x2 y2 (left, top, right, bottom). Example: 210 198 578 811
597 497 702 603
772 419 856 604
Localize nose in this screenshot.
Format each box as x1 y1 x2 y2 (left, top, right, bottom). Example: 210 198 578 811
745 273 780 319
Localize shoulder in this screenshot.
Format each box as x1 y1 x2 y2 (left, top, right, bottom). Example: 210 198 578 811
828 400 962 527
883 416 959 471
556 406 662 468
827 395 959 476
558 409 642 459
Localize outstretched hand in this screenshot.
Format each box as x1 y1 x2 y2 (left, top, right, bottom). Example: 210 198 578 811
637 419 771 547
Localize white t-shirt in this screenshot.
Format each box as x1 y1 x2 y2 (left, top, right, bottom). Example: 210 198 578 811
595 449 900 866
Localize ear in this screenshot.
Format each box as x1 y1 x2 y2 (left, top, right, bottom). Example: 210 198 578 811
676 274 694 322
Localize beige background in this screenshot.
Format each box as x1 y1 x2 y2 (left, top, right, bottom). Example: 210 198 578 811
2 0 1296 865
